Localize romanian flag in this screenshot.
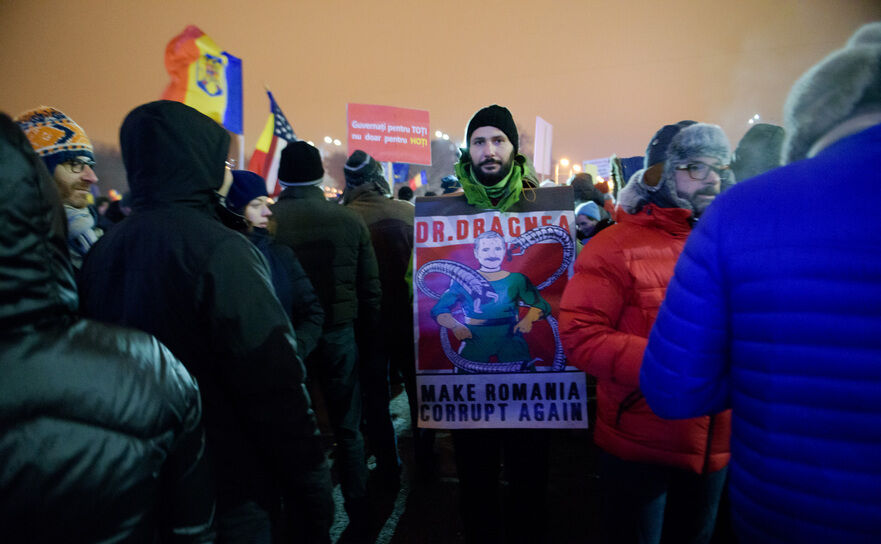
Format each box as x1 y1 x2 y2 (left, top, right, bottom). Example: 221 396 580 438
408 170 427 191
162 25 243 134
247 90 297 195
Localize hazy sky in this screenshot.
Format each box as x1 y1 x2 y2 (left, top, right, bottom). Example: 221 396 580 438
3 1 879 167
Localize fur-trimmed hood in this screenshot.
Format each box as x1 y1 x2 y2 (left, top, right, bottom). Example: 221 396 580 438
618 123 734 216
783 22 881 163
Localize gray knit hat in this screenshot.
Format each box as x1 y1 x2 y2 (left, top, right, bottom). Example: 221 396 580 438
344 150 384 188
341 149 390 203
783 22 881 163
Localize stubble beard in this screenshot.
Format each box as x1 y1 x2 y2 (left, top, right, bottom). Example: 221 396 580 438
472 153 515 186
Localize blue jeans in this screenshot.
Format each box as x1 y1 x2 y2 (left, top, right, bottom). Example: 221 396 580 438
599 451 727 544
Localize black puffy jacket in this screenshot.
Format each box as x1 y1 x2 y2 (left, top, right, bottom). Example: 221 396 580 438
0 113 214 542
77 102 331 527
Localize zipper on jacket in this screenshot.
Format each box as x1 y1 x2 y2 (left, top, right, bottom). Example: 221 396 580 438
616 389 644 426
701 415 716 474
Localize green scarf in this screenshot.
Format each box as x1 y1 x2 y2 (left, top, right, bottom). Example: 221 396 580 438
455 153 530 212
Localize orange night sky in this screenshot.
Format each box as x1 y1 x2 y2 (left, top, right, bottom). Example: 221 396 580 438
2 1 879 169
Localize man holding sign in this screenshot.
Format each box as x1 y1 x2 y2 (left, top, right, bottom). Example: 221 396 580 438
444 105 551 544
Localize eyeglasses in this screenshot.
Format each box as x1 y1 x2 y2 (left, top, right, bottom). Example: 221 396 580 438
225 158 237 169
675 161 730 181
64 158 96 174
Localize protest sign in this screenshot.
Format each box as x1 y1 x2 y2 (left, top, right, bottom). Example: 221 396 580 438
347 103 431 165
413 187 588 429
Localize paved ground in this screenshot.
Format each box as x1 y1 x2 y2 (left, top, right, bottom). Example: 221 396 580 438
319 389 602 543
312 380 738 544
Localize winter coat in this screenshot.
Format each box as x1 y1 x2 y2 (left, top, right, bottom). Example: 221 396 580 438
641 123 881 542
343 184 414 327
271 184 381 332
559 203 731 474
0 112 213 542
249 227 324 358
77 101 328 516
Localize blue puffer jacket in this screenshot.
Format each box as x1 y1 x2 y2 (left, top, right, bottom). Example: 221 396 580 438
641 123 881 543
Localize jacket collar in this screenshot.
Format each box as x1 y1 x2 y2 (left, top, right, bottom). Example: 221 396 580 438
618 203 693 237
278 184 326 201
343 183 388 204
807 114 881 159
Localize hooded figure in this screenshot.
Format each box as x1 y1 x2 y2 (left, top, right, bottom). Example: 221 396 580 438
0 112 214 542
77 101 333 542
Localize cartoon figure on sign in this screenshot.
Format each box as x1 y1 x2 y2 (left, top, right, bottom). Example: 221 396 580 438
416 225 574 373
196 53 224 97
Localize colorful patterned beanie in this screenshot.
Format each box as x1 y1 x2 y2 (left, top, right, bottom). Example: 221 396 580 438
14 107 94 173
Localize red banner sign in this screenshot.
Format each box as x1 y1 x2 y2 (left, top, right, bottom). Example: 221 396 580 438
347 103 431 165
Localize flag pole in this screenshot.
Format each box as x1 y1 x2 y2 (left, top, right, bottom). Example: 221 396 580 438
237 134 245 171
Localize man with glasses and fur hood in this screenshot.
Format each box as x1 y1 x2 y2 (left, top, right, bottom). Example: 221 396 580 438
560 122 735 544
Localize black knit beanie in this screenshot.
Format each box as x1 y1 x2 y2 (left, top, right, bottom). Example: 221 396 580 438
278 141 324 186
465 105 519 153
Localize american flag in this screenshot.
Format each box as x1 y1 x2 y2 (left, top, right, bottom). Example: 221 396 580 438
247 90 297 195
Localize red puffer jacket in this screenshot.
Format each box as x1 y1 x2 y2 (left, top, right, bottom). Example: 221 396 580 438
560 204 730 473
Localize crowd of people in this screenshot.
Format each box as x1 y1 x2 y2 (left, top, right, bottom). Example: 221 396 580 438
1 21 879 544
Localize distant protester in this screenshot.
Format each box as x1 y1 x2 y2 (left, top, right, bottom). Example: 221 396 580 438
397 185 414 202
569 172 602 207
574 201 612 242
731 122 785 181
440 174 462 195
